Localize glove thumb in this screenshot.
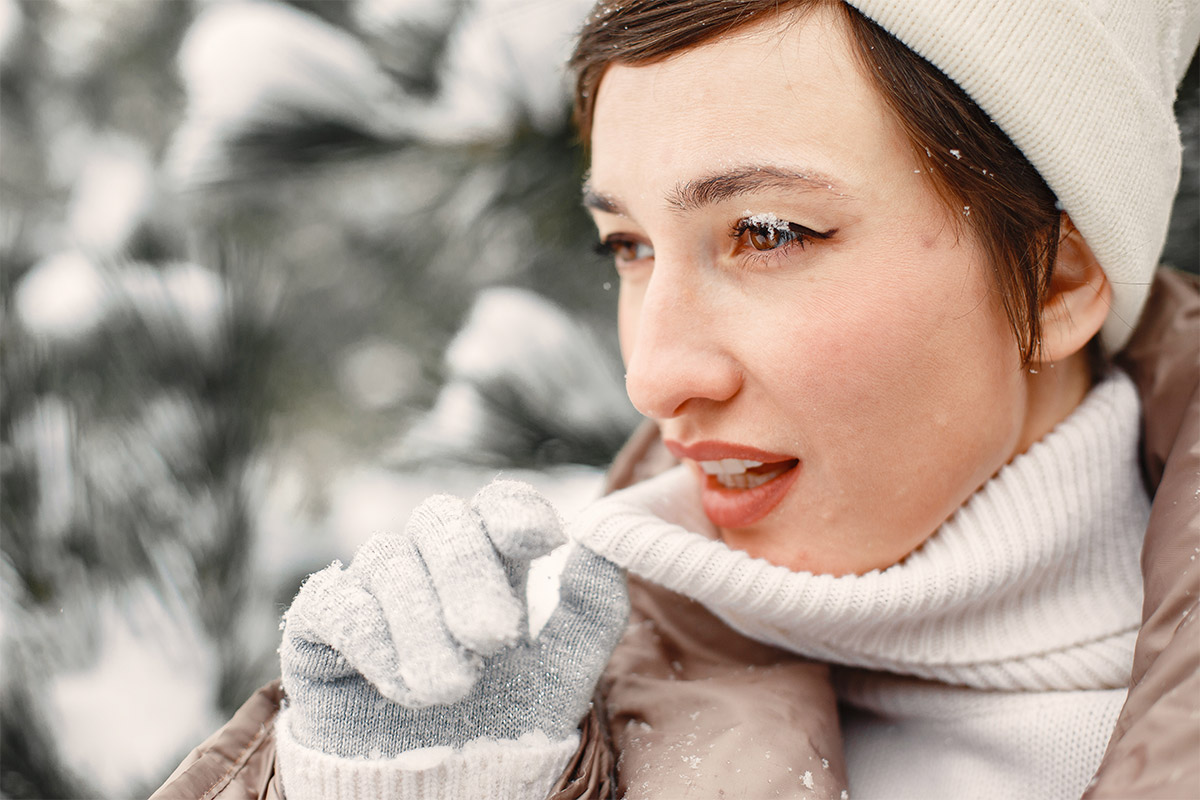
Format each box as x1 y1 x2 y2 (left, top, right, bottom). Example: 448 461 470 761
535 543 628 689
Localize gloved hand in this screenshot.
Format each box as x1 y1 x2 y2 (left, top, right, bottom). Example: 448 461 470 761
279 479 629 759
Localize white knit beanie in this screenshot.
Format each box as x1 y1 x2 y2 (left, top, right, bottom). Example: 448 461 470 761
845 0 1200 351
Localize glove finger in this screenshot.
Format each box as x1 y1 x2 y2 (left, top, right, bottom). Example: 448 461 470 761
535 543 629 706
280 563 362 686
407 494 524 656
472 479 566 598
282 563 417 703
472 480 565 562
350 533 480 706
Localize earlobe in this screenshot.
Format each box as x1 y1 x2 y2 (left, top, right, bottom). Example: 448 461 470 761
1036 215 1112 364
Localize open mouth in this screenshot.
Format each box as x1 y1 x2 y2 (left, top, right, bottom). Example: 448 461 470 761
694 457 801 529
698 458 800 490
662 439 802 529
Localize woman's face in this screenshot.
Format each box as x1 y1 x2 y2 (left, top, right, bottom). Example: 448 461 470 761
586 6 1045 576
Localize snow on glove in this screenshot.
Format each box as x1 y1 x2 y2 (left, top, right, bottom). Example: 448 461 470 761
279 479 629 762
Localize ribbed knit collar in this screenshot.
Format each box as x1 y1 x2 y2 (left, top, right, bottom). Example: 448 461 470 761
572 370 1150 691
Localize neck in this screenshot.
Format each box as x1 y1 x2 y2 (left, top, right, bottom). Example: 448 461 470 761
1014 348 1093 456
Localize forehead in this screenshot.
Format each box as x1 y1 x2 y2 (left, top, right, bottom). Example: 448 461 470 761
587 6 911 203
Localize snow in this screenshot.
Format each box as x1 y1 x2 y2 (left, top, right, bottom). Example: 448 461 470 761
170 0 407 186
744 212 792 234
443 286 634 433
397 286 637 470
171 0 597 183
176 2 399 126
411 0 596 143
67 136 154 255
355 0 459 33
447 287 575 378
48 580 221 799
15 251 109 340
15 255 227 356
405 379 493 449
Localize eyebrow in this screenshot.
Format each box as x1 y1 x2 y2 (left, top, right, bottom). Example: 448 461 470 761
581 186 624 215
582 165 853 216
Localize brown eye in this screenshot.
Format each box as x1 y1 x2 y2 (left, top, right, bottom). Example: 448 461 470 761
595 236 653 263
748 226 784 251
733 215 833 257
613 241 641 261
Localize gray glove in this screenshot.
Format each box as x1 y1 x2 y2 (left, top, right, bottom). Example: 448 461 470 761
280 480 629 758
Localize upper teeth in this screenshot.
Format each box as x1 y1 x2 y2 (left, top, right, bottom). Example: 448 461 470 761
698 459 764 476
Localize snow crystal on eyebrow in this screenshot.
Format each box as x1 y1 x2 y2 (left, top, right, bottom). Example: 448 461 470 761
743 211 791 232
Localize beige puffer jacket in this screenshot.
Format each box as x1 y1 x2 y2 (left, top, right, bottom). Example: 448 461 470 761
152 269 1199 800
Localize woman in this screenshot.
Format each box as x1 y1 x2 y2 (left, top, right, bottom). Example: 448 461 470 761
154 1 1199 798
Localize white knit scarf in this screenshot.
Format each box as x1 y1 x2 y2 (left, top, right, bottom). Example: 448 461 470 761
572 370 1150 691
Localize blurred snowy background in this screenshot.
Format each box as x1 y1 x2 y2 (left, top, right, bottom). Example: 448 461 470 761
0 0 1195 797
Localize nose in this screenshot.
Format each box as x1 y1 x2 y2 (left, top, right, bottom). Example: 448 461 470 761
621 262 743 420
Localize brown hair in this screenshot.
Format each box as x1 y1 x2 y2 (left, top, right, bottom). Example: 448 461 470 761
570 0 1063 366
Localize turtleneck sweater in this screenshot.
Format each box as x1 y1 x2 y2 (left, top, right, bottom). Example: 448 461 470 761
571 369 1150 798
276 371 1149 799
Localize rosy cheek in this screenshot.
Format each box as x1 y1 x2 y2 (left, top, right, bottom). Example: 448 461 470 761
782 290 922 389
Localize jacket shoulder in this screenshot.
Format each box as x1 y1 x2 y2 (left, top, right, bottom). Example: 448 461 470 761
1088 267 1200 797
1115 267 1199 485
151 680 284 800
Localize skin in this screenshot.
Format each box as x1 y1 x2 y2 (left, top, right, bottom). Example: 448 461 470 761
585 6 1107 576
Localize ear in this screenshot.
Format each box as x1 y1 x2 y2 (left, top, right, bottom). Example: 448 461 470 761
1036 215 1112 364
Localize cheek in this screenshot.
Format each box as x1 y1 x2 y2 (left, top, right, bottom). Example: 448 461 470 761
766 241 1023 468
766 280 946 405
758 258 1024 564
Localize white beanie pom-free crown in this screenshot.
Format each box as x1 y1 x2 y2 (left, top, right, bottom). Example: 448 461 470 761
847 0 1200 351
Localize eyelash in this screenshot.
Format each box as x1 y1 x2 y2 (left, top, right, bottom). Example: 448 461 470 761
594 236 652 266
594 218 834 269
730 217 833 258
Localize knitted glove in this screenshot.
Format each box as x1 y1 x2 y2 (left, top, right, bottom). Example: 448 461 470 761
279 479 629 762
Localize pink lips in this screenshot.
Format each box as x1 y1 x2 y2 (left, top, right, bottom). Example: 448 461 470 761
663 440 801 529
